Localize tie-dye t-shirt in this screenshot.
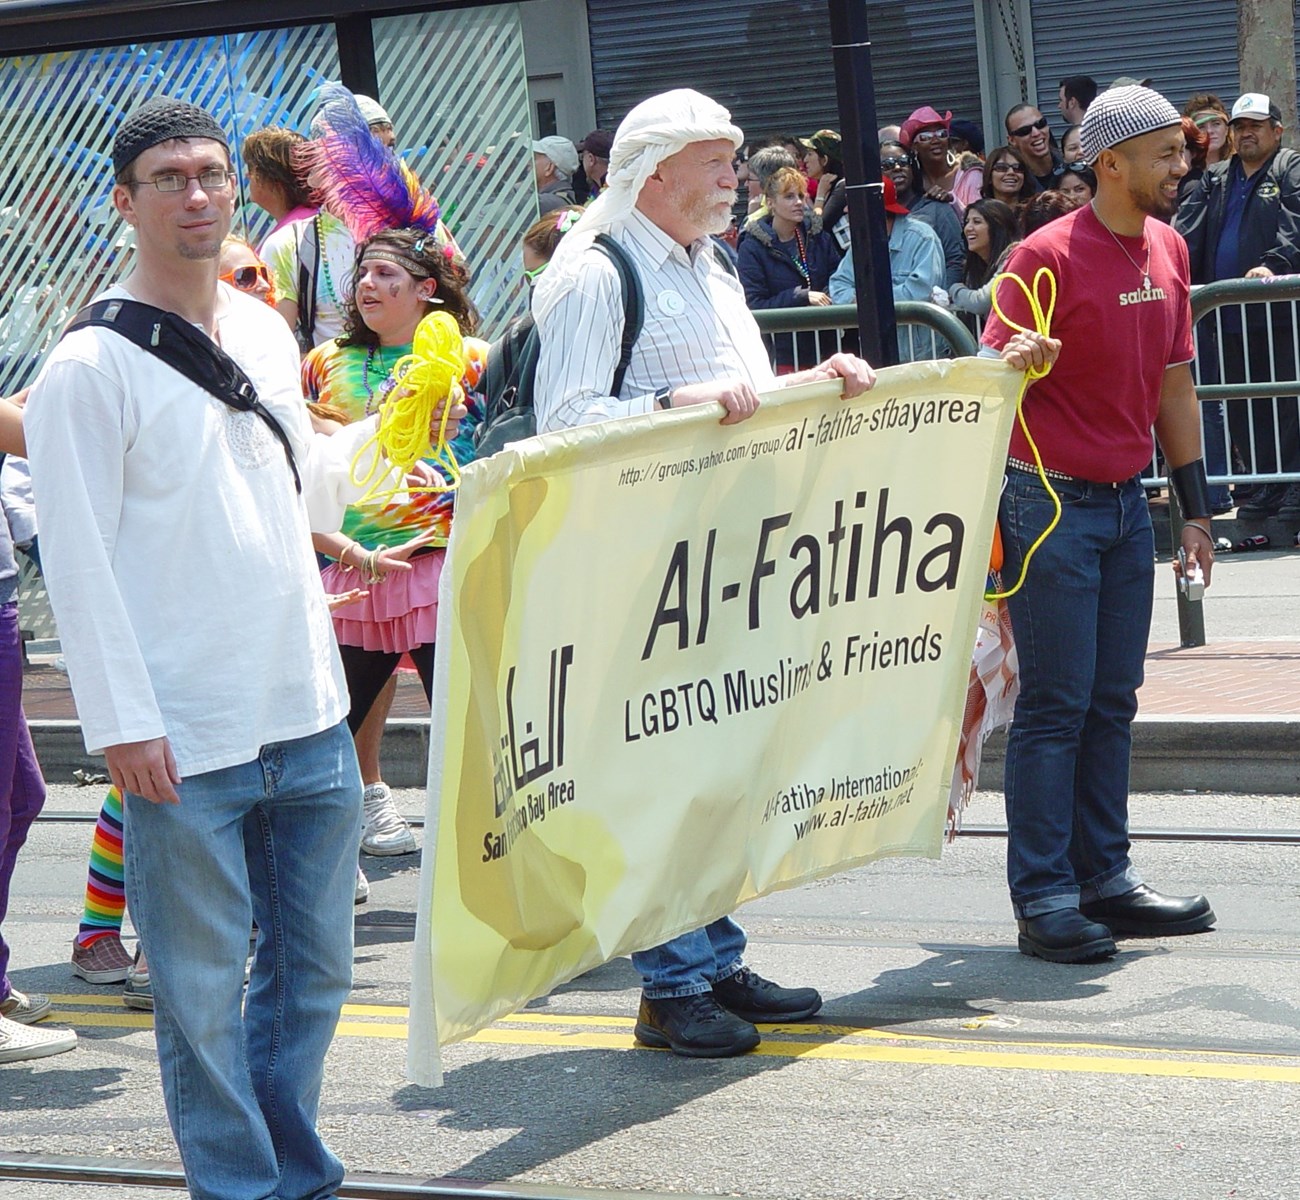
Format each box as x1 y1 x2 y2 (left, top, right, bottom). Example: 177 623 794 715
301 336 487 550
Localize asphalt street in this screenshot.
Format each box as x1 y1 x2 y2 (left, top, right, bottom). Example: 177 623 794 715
3 784 1297 1200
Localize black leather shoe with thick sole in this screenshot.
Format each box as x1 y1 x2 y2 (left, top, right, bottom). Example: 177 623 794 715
634 993 761 1058
1080 884 1216 937
712 967 823 1023
1017 909 1117 963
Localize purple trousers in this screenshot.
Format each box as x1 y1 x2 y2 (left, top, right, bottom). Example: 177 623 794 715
0 600 45 1000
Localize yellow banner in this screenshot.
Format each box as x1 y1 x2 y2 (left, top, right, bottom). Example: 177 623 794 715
408 357 1021 1083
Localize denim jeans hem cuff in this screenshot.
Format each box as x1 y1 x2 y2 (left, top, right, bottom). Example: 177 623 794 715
642 983 715 1001
1079 866 1142 905
1013 894 1080 920
713 959 744 985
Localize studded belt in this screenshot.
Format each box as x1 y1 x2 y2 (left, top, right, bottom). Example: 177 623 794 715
1006 457 1127 490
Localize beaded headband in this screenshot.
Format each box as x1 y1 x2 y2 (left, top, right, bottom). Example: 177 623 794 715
362 247 432 278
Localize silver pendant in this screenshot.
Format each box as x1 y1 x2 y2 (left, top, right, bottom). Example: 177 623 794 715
1143 275 1151 291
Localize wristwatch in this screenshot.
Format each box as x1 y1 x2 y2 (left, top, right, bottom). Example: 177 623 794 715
654 386 674 410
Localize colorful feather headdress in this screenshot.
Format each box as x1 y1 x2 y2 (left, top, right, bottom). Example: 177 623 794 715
297 83 442 243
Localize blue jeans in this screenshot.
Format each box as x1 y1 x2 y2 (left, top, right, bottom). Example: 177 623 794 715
632 918 746 999
124 721 360 1200
999 472 1148 919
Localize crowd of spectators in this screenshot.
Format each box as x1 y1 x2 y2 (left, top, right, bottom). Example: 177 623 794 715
714 74 1300 516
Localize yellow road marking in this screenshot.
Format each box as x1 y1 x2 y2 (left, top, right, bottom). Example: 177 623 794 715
44 1000 1300 1084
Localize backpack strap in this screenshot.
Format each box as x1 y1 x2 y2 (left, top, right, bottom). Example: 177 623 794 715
294 216 321 352
592 232 644 397
63 299 302 493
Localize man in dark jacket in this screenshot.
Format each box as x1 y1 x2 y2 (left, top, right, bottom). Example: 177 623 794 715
1175 92 1300 518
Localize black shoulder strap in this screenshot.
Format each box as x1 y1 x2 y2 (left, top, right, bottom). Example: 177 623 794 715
711 241 739 278
63 299 302 493
296 217 321 350
592 232 644 397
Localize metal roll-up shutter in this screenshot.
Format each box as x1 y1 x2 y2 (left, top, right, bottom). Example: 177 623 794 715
1029 0 1239 123
586 0 982 145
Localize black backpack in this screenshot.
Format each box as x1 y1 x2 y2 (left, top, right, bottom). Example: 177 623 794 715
474 233 736 458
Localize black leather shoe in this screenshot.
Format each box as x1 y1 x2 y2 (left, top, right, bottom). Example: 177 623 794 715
712 967 822 1023
1017 909 1117 963
1080 884 1216 937
634 993 760 1057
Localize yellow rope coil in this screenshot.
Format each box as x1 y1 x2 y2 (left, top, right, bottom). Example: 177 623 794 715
985 266 1059 601
350 310 467 505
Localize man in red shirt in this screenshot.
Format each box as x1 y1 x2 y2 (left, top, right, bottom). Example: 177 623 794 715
982 86 1218 963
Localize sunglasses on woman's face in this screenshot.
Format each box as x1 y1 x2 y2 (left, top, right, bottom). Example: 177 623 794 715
991 161 1025 174
221 264 270 290
880 156 909 169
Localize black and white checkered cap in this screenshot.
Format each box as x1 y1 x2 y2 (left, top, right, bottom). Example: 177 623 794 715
1078 85 1181 164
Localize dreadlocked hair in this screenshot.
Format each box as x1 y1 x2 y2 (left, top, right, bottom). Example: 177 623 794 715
339 227 479 348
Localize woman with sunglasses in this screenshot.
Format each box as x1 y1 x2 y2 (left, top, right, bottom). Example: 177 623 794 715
219 236 276 305
1058 162 1097 207
302 227 483 856
899 106 982 218
981 145 1038 205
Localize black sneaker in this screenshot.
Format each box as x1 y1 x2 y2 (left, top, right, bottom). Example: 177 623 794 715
1237 482 1287 519
712 967 822 1023
1276 483 1300 520
634 993 760 1057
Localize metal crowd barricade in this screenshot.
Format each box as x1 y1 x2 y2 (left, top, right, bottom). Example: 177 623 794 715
751 301 979 368
1162 276 1300 646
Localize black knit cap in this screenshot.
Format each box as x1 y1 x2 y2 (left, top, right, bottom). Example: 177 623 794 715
112 97 230 176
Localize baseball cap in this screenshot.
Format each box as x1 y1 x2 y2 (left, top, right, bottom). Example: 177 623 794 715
1231 93 1282 123
355 95 392 127
882 176 909 215
1109 75 1153 90
799 129 842 159
577 129 614 159
532 135 579 176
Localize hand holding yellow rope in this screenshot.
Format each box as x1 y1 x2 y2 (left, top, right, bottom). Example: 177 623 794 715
350 310 467 505
985 266 1060 601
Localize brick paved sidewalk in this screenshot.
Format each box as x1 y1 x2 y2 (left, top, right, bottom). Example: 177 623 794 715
21 641 1300 722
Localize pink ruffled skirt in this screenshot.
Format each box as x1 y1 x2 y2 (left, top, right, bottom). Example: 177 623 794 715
322 548 444 653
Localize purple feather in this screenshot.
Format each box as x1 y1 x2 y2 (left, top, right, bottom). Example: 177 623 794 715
298 83 441 242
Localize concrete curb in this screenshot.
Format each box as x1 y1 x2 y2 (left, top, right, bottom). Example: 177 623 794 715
29 719 434 789
28 715 1300 794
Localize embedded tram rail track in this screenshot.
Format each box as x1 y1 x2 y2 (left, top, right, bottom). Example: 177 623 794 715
0 1156 710 1198
32 808 1300 846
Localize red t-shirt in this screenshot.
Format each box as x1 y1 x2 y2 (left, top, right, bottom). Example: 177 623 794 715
981 204 1195 482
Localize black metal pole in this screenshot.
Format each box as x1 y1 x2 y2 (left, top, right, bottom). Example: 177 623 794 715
336 15 380 101
826 0 896 366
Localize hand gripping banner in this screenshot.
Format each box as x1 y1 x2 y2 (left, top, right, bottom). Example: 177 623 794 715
409 358 1021 1084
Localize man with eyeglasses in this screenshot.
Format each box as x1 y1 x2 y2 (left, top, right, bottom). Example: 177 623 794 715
1005 103 1064 190
23 97 428 1200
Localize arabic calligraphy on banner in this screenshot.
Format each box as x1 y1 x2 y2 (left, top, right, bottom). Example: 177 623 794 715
407 359 1022 1084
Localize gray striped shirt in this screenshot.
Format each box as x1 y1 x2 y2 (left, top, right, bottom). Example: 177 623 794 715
535 208 777 432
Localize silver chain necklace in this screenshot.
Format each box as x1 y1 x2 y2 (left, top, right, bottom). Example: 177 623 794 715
1090 201 1151 290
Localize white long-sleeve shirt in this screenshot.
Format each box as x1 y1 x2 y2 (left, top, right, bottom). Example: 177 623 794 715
534 209 777 432
25 283 382 776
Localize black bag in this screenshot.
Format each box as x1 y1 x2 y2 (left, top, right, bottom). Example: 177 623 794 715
62 298 302 493
475 233 642 458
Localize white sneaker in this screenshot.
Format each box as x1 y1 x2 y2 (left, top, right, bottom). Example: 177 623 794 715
355 864 370 905
360 782 417 856
0 988 52 1024
0 1013 76 1063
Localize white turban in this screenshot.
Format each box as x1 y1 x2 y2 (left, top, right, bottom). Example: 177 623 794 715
531 88 743 323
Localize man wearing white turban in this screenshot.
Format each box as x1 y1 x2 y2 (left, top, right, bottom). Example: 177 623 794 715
533 89 877 1057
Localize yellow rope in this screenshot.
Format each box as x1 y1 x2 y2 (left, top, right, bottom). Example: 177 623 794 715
985 266 1059 601
350 310 466 505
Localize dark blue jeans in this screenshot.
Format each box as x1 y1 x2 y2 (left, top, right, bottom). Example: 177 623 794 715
999 472 1148 918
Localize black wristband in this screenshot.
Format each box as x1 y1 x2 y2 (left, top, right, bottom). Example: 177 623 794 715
1169 459 1213 521
654 386 673 410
